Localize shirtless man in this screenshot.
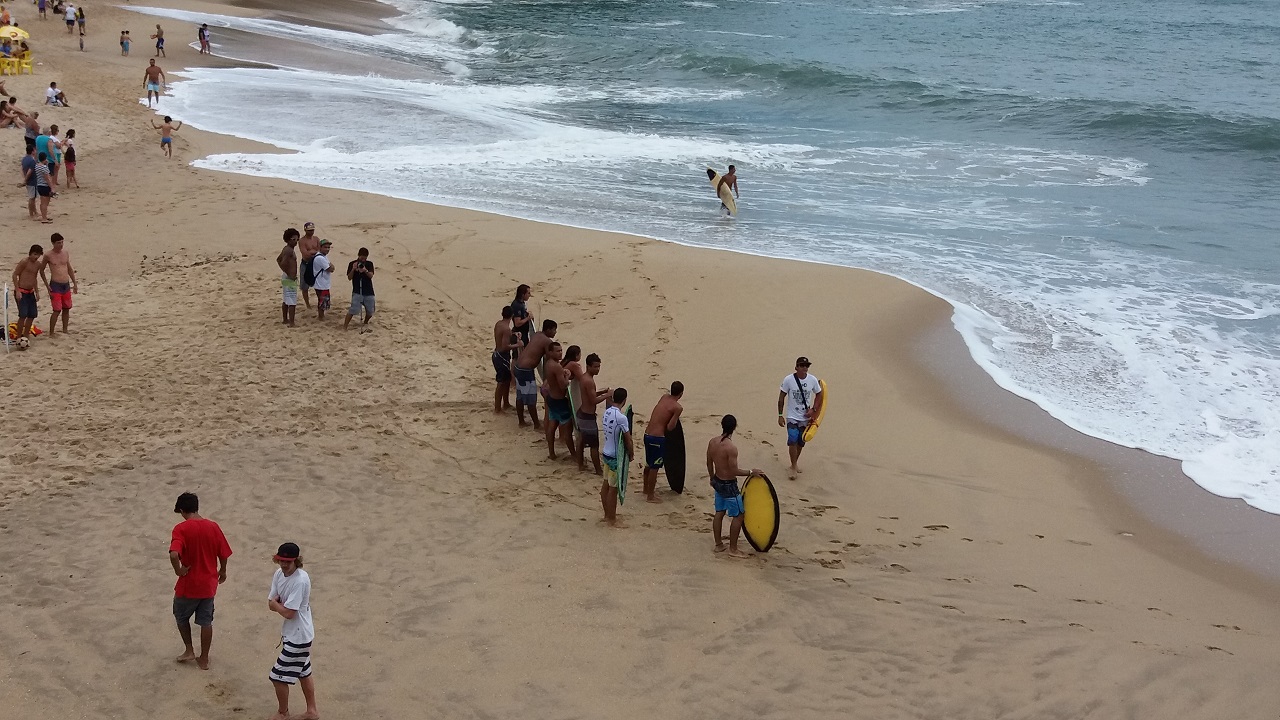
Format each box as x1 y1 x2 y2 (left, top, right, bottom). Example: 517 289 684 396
151 116 181 158
717 164 739 201
38 233 77 335
513 319 557 428
491 306 522 412
296 222 319 309
573 353 612 475
10 244 43 342
276 228 300 327
542 342 576 460
706 415 761 558
151 23 165 58
642 381 685 503
143 59 165 108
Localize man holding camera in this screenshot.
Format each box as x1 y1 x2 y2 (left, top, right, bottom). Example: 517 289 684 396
344 247 375 331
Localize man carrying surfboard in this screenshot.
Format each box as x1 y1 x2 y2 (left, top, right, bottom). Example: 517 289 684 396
600 388 632 528
642 381 684 503
707 415 762 558
778 356 823 479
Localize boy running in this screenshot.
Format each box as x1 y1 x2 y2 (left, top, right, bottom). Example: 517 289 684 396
151 115 180 157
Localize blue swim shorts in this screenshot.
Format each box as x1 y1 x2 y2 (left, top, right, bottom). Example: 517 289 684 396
514 366 537 405
643 434 665 469
714 491 744 518
547 396 573 426
786 421 808 447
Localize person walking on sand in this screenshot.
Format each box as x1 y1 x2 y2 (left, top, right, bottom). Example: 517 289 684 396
297 222 319 309
121 30 130 56
169 492 233 671
38 233 76 335
343 246 375 331
267 542 318 720
152 115 181 157
62 128 78 188
600 387 632 528
778 356 823 479
276 227 299 327
310 239 333 321
143 58 165 107
642 380 684 502
37 0 46 21
574 353 611 475
492 305 522 413
151 23 165 57
513 319 558 428
33 151 54 223
708 414 761 558
198 23 210 54
11 244 43 343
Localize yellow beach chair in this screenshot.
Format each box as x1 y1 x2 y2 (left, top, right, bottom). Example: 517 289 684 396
16 52 31 74
0 57 16 75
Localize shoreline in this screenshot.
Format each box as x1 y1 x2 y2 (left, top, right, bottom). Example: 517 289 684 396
144 0 1280 586
1 0 1278 716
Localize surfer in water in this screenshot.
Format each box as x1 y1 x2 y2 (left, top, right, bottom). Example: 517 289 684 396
706 165 740 215
707 415 761 558
514 319 558 428
642 381 684 503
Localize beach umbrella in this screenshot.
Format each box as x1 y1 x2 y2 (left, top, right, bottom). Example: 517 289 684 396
0 26 29 40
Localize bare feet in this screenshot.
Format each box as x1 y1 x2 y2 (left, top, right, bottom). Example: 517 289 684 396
788 467 798 480
268 713 289 720
727 548 754 559
175 650 196 663
646 495 663 504
286 713 320 720
519 420 529 427
607 519 628 529
714 544 727 553
547 452 558 460
197 656 209 670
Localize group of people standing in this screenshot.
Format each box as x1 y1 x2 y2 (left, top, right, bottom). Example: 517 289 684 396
490 284 824 555
276 224 376 330
166 492 318 720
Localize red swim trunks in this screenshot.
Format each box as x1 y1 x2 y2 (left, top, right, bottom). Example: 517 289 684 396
49 281 72 312
316 289 330 311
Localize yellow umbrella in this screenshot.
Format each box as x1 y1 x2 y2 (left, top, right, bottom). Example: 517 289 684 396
0 26 29 40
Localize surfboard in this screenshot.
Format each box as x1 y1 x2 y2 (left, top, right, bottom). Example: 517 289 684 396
616 404 633 505
741 473 780 553
802 378 828 443
708 170 737 216
664 420 686 493
568 378 582 434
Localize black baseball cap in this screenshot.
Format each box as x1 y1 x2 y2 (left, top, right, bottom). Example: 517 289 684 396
795 356 811 367
273 542 300 561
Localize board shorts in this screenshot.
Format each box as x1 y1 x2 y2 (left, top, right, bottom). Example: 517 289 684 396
712 477 744 517
787 421 809 447
156 38 165 49
49 281 71 312
315 289 331 311
269 639 312 685
514 366 537 405
281 275 298 307
161 137 172 145
547 396 573 426
643 435 665 469
17 289 38 319
602 454 620 488
491 351 511 383
146 81 160 92
172 596 215 627
577 411 599 448
349 293 375 317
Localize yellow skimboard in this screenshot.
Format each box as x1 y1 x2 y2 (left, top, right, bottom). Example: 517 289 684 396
802 378 827 443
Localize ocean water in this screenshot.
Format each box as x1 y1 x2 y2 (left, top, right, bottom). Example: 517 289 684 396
132 0 1280 512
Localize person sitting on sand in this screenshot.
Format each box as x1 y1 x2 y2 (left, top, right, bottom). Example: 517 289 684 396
267 543 318 720
1 40 12 58
169 492 232 671
44 81 69 107
513 319 559 428
151 115 180 157
600 387 632 528
707 414 761 558
0 100 18 128
643 381 684 502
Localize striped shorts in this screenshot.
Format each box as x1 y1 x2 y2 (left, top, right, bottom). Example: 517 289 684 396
268 639 312 685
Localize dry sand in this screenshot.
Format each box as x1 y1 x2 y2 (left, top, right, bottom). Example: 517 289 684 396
1 2 1278 718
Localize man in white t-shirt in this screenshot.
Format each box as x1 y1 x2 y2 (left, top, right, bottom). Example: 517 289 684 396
310 239 333 321
267 542 318 720
778 356 823 479
45 82 70 108
599 388 632 528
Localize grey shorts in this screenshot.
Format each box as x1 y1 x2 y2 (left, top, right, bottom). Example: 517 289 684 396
349 293 375 317
25 185 35 199
173 596 215 627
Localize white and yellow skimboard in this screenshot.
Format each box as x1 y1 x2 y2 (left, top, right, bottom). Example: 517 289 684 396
708 169 737 216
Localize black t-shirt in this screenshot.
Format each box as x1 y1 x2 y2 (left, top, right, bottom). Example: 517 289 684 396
348 260 375 296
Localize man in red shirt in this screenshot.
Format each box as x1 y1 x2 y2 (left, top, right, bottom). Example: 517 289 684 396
169 492 232 670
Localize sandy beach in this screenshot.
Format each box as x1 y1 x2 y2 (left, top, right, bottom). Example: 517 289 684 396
1 1 1279 718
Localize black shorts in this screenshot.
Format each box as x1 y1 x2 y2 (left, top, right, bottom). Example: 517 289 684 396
17 291 37 319
491 350 511 382
36 185 51 197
